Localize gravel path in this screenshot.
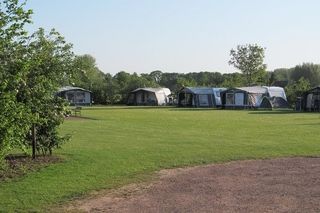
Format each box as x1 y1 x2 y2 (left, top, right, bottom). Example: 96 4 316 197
66 157 320 213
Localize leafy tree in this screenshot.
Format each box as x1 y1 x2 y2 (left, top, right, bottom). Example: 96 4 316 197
149 70 163 84
285 77 311 106
159 73 181 92
72 55 108 104
0 0 76 164
19 28 75 158
272 68 291 81
290 63 320 87
0 0 33 164
104 73 121 104
221 73 245 88
229 44 267 86
176 77 197 89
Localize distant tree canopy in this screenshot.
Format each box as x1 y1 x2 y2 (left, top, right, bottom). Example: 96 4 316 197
68 54 320 105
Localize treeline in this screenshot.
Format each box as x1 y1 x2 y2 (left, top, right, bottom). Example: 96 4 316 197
72 55 320 105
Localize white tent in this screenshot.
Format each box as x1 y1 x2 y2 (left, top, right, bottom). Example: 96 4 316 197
127 88 171 106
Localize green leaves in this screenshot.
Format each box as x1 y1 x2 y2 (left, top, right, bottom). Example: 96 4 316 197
229 44 267 86
0 0 75 162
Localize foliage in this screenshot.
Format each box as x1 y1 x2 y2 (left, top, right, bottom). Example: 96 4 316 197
285 77 311 106
18 28 75 157
221 73 245 88
270 68 291 84
0 0 75 164
24 97 71 156
290 63 320 87
0 0 33 165
72 54 107 104
229 44 267 86
1 107 320 211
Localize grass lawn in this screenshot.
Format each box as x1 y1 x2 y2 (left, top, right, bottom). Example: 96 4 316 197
1 107 319 211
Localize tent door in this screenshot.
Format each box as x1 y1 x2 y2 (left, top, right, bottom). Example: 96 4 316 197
306 94 313 110
198 94 209 107
235 93 244 106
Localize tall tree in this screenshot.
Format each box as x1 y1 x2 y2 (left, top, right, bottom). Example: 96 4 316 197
0 0 77 163
149 70 163 84
0 0 33 164
229 44 267 86
73 54 108 104
20 28 75 157
285 77 311 106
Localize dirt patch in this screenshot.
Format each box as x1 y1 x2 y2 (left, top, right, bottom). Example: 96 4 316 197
66 157 320 213
0 154 62 182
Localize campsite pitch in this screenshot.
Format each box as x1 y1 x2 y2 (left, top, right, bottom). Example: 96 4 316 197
67 157 320 212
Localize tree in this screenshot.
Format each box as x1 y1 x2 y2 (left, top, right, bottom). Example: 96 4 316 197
221 73 245 88
149 70 163 84
229 44 267 86
0 0 76 164
73 55 108 104
19 28 75 158
285 77 311 106
290 63 320 87
104 73 121 104
0 0 33 165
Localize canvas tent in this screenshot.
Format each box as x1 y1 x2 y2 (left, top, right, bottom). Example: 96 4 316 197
221 86 288 109
296 86 320 112
177 87 226 108
127 88 171 106
56 86 92 106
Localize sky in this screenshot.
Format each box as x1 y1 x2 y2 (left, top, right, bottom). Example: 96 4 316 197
26 0 320 74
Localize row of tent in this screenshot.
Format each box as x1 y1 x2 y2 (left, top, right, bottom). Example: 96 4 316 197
55 85 320 112
127 86 290 109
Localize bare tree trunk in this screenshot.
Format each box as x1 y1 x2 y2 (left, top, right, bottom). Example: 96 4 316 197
32 124 36 160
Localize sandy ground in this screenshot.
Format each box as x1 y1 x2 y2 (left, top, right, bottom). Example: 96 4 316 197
65 157 320 213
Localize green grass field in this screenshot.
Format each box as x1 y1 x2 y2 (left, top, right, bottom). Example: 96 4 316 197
1 107 319 211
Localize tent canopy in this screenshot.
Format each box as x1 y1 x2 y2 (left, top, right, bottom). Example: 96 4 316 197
178 87 226 107
221 86 288 109
128 87 171 106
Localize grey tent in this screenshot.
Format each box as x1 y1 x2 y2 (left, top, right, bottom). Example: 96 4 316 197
221 86 288 109
127 88 171 106
178 87 226 108
56 86 92 106
296 86 320 112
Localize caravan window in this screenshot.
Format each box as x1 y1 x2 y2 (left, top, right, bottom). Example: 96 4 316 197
226 93 234 105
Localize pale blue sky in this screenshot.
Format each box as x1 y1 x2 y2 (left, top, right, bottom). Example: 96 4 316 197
27 0 320 74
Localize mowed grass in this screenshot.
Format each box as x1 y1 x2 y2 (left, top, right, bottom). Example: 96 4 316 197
1 107 320 211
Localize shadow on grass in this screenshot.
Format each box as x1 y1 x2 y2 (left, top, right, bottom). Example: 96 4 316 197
169 107 218 111
249 110 320 115
65 116 99 121
83 106 176 110
248 110 297 115
298 123 320 126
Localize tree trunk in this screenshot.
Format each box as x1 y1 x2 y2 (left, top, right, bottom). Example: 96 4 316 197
32 124 36 159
